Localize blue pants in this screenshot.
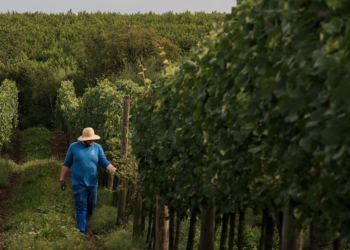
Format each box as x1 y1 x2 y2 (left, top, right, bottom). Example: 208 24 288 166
73 185 97 234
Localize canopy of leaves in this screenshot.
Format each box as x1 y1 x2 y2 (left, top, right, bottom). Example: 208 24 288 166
132 0 350 239
0 79 18 149
57 79 143 181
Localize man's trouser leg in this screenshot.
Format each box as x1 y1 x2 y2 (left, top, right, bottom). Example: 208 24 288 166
86 186 97 227
73 185 97 234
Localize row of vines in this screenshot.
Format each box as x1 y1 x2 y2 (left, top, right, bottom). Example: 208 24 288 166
56 79 144 183
131 0 350 249
56 0 350 249
0 79 18 157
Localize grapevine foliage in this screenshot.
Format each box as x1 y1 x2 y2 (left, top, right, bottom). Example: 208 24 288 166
57 79 143 180
0 79 19 151
132 0 350 239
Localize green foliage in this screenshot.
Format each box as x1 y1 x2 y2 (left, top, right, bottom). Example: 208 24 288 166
0 11 226 68
0 79 18 151
76 26 182 87
0 158 17 187
57 79 142 185
0 11 225 129
105 229 134 250
116 57 160 86
89 205 118 235
21 127 52 162
0 62 63 129
132 0 350 240
96 189 114 209
104 224 147 250
57 79 143 147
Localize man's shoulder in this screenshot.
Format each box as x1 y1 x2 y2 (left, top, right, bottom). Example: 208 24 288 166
70 141 82 148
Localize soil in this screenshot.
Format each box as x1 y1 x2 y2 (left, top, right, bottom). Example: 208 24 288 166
6 129 23 164
51 131 69 161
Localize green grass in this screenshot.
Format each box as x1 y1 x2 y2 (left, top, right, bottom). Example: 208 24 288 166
21 127 52 162
87 188 148 249
0 127 321 250
1 127 93 249
96 188 114 209
0 157 17 187
104 223 147 250
89 205 118 235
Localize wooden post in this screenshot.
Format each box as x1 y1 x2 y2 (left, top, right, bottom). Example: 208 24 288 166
186 208 198 250
310 221 319 250
169 207 175 250
112 175 119 207
265 212 275 250
228 212 236 250
133 187 143 238
220 213 229 250
147 205 154 243
199 205 216 250
238 209 246 250
108 173 114 190
117 95 131 227
333 238 342 250
117 185 127 226
175 212 181 250
155 196 169 250
276 212 284 250
259 209 267 250
141 197 146 234
282 200 303 250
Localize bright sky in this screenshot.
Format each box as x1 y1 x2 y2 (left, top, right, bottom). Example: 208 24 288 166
2 0 237 14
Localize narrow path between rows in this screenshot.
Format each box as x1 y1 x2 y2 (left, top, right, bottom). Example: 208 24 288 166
51 131 69 161
50 131 103 249
0 129 23 248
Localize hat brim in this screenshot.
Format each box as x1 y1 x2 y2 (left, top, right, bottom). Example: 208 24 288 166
77 135 101 141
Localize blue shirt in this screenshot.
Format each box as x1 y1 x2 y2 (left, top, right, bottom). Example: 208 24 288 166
63 141 111 186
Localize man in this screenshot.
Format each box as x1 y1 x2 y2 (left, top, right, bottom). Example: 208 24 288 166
59 127 117 237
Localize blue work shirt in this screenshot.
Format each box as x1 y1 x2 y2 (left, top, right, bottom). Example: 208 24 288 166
63 141 111 186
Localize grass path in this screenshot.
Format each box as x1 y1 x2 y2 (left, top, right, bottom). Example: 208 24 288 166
0 128 95 249
1 128 149 250
0 130 23 248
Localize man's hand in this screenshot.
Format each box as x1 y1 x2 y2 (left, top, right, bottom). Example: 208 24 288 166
60 180 66 191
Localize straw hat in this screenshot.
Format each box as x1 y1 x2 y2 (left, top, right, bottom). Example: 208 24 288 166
77 127 101 141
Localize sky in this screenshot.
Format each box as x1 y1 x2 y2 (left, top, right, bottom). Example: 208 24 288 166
1 0 237 14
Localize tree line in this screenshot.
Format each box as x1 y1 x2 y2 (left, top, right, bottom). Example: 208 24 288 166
0 11 225 129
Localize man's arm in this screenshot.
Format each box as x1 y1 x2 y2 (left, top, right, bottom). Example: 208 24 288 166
60 166 70 181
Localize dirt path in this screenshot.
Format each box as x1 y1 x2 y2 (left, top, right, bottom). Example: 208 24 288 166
0 130 23 248
6 129 23 164
51 131 69 161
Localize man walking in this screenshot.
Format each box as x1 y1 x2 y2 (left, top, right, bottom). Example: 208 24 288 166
59 127 117 237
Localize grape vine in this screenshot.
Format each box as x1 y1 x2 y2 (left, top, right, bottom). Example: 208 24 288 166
0 79 19 155
56 79 144 180
132 0 350 241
